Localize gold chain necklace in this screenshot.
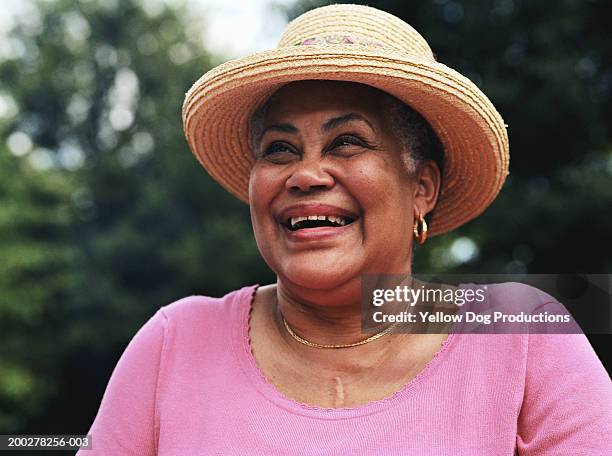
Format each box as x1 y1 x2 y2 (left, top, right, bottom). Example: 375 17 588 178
281 314 401 349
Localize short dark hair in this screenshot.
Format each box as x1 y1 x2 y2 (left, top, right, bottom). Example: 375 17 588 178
383 94 444 225
384 95 444 178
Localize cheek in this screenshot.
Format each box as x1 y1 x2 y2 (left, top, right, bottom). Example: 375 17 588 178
249 165 281 214
343 157 414 239
248 166 284 262
344 155 410 207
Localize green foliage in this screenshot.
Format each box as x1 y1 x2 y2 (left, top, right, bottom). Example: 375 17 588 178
0 0 273 433
0 147 79 431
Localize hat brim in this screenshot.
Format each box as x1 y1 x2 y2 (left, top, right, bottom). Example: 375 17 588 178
182 44 509 236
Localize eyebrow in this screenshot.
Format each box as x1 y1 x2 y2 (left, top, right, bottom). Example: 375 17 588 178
261 112 375 137
261 123 298 135
322 112 375 132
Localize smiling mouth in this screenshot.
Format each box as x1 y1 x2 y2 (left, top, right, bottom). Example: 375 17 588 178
285 215 356 231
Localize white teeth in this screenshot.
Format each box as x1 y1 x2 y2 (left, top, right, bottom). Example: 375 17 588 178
290 216 307 227
289 215 349 228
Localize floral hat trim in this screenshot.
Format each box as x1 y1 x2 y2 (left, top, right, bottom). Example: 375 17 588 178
294 34 386 49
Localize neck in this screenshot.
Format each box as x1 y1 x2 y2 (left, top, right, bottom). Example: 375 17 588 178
275 270 412 349
275 278 363 346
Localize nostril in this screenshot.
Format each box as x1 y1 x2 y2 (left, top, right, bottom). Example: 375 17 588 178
289 183 330 193
285 162 335 192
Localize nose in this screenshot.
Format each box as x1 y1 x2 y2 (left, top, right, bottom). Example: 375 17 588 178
285 156 335 193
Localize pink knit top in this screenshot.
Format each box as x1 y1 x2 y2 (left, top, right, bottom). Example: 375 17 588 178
80 284 612 455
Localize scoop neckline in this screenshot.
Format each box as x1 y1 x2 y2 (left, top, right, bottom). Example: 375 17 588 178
232 284 459 420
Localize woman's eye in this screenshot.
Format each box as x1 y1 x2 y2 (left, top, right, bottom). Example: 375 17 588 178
260 142 297 161
330 135 372 151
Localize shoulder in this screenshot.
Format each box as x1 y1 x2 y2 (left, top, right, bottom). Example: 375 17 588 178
459 281 561 315
517 333 612 452
479 281 577 327
484 281 559 307
159 285 253 318
475 284 610 404
157 284 258 333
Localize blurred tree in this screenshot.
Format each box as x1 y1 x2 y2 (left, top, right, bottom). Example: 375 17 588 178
0 0 273 435
286 0 612 367
0 149 79 432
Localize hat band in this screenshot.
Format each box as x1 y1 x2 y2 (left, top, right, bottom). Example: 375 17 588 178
293 34 387 49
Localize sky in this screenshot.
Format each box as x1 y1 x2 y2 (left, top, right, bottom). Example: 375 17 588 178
192 0 293 58
0 0 294 59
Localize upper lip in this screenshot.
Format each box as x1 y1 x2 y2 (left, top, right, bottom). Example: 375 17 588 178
278 203 359 226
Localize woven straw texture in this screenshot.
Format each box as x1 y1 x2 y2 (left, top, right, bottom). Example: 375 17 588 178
182 4 510 236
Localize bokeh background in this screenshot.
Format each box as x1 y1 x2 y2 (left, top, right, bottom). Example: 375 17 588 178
1 0 610 439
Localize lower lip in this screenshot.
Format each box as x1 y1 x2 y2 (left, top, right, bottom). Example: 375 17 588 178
283 223 356 242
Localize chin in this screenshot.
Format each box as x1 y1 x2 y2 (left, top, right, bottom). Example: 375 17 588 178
277 256 360 291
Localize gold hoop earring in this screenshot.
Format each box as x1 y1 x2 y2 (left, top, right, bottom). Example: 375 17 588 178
413 213 428 245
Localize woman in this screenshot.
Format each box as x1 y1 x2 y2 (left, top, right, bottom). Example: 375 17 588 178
81 4 612 455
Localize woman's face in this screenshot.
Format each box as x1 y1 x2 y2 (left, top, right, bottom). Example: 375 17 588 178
249 81 423 291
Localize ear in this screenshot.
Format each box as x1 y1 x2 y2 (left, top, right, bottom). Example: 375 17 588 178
413 160 441 217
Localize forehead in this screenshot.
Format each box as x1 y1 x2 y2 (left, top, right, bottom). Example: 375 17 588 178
263 80 390 124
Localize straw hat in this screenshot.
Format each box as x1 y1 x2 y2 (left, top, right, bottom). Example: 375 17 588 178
182 4 509 236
